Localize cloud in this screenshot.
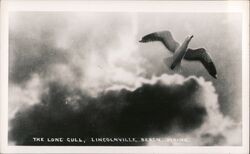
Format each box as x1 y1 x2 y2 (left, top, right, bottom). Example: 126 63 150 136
145 76 242 146
9 12 143 95
9 75 205 145
9 74 241 146
8 74 43 120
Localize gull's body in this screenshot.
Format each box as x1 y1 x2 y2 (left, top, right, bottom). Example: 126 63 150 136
139 31 217 78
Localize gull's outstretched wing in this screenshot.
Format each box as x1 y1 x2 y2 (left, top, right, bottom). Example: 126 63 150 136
139 31 179 53
184 48 217 78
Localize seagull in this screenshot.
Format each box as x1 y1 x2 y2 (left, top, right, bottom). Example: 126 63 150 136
139 31 217 79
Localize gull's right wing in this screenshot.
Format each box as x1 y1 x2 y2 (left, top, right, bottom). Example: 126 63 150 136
139 31 180 53
184 48 217 78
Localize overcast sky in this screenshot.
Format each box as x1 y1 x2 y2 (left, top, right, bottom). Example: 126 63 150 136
9 12 242 146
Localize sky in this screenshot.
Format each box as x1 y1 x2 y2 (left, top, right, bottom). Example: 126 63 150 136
8 12 242 146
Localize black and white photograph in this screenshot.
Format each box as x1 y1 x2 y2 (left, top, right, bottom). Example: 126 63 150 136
0 0 249 154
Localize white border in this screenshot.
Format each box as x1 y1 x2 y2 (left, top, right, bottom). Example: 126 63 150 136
0 1 249 154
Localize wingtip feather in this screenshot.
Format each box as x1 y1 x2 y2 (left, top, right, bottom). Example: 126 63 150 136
212 74 217 79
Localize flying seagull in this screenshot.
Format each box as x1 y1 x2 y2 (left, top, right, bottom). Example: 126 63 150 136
139 31 217 79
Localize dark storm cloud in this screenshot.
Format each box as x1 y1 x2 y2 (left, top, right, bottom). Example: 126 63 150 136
9 77 207 145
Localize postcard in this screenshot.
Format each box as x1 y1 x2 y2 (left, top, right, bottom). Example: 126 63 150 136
0 0 249 153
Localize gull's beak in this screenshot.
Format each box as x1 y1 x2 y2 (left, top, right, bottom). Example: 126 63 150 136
190 35 194 39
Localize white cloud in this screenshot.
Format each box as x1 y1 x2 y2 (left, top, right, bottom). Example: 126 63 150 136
9 74 43 120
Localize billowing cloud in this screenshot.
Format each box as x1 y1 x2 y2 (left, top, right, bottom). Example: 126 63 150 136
9 12 143 95
9 74 241 146
10 75 205 145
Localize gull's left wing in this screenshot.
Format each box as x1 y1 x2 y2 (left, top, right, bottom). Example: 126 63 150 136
139 31 180 53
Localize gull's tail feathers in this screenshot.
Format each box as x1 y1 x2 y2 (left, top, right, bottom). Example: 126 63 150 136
163 57 182 73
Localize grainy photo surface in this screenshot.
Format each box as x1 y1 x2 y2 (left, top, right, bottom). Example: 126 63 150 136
8 12 242 146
